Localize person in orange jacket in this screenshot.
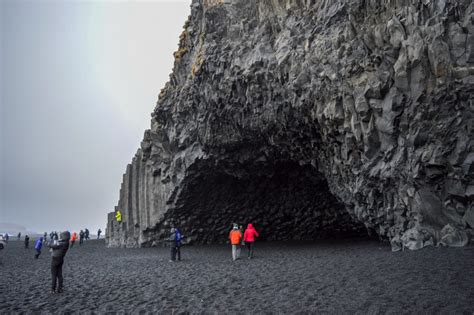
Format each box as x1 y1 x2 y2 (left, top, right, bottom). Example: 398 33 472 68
229 224 243 261
243 223 259 259
70 232 77 248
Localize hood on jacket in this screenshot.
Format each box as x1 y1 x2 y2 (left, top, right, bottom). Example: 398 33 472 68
60 231 71 241
247 224 254 229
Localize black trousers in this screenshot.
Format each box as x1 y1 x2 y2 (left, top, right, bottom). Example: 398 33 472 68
35 249 41 259
51 257 64 290
70 241 75 248
171 246 181 261
246 242 255 258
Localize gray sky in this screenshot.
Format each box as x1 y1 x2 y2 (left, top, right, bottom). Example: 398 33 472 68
0 0 191 234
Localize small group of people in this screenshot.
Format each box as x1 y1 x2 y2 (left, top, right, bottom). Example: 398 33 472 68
25 232 70 293
79 228 90 245
69 228 102 247
165 223 260 262
3 227 106 294
38 232 71 293
33 232 57 259
8 227 103 259
229 223 259 260
4 219 260 296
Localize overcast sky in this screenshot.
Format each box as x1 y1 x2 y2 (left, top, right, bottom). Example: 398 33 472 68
0 0 191 234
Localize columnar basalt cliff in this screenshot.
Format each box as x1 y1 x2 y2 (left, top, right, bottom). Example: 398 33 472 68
107 0 474 250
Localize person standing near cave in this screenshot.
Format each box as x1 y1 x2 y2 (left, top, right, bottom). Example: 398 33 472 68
24 235 30 248
49 231 70 294
169 227 184 262
175 228 183 261
243 224 259 259
229 224 243 261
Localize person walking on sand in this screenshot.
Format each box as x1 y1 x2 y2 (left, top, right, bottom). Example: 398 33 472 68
49 231 70 294
229 224 243 261
24 235 30 249
97 229 102 239
70 232 77 248
34 237 43 259
79 230 85 245
168 227 184 262
43 232 48 243
18 232 22 241
243 224 259 259
85 228 90 241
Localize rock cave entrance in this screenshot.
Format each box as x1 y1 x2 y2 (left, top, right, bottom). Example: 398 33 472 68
169 160 368 244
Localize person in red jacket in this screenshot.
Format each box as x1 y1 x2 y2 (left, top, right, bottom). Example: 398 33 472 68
243 223 259 259
70 232 77 248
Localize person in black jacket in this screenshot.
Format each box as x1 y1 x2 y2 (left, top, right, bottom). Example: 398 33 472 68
24 235 30 248
79 230 85 245
49 231 70 293
84 228 90 240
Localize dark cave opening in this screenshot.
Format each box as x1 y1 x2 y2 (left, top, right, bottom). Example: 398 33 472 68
169 160 368 244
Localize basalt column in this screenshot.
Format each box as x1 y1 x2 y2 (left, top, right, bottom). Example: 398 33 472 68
107 0 474 249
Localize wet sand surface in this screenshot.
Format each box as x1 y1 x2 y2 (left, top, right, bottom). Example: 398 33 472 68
0 239 473 314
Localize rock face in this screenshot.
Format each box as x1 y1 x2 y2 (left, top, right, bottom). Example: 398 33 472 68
106 0 474 250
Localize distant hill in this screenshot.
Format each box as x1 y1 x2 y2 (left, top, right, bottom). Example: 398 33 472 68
0 222 38 236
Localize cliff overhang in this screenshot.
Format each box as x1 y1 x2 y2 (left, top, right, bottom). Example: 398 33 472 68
106 0 474 250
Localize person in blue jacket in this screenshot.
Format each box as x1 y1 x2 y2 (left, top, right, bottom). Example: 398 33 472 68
34 237 43 259
175 228 183 261
168 227 184 262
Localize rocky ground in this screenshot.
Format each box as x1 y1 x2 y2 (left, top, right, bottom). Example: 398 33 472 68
0 239 473 313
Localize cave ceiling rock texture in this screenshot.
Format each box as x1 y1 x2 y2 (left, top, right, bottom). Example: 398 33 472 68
106 0 474 251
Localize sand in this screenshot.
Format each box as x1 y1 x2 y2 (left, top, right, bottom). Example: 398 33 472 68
0 238 473 314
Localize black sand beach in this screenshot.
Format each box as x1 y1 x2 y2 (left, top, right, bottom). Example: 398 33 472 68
1 239 473 313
